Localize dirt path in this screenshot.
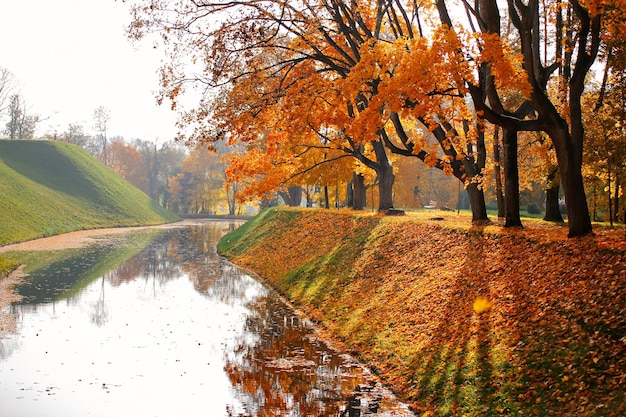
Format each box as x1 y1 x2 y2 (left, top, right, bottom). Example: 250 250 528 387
0 220 204 253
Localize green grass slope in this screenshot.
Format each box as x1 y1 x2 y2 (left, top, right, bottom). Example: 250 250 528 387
219 207 625 417
0 140 179 245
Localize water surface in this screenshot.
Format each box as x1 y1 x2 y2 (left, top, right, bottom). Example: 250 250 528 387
0 221 413 416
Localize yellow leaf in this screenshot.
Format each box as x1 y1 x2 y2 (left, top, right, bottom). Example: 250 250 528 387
473 297 492 314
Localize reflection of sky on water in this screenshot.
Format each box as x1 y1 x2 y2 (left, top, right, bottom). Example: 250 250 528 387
0 222 413 416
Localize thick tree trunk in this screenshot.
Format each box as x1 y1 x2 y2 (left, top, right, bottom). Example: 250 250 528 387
550 127 592 237
377 163 395 211
352 173 366 210
503 128 523 227
543 167 564 222
467 182 488 222
544 185 563 222
278 186 302 207
288 185 302 207
562 166 592 236
372 140 395 211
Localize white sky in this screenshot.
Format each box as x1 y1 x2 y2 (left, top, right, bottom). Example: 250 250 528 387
0 0 180 141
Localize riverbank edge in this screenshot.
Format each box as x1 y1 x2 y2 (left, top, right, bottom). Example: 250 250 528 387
217 207 625 416
0 220 185 280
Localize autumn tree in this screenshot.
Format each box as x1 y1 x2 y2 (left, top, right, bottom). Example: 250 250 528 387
108 139 150 192
446 0 625 236
128 1 485 217
583 84 626 225
129 0 405 211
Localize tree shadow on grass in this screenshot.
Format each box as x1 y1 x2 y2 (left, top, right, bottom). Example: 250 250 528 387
411 225 500 415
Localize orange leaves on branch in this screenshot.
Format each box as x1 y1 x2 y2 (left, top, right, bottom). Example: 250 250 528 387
477 33 532 100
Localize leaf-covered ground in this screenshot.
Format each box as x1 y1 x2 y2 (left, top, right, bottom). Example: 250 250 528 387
219 207 626 416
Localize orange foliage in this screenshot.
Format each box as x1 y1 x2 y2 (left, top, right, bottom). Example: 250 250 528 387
477 33 532 100
107 141 149 193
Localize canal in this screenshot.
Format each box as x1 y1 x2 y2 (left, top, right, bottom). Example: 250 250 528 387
0 221 413 416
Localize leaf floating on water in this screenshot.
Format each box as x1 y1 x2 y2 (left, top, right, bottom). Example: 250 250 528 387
264 357 316 370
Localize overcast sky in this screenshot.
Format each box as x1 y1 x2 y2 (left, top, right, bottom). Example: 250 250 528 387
0 0 181 142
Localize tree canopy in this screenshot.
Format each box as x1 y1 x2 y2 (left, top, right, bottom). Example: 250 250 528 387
126 0 625 236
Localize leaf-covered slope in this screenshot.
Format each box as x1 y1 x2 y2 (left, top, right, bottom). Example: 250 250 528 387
0 140 178 245
219 207 626 417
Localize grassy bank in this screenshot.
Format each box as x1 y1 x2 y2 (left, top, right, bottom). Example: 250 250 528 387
0 257 19 278
218 207 625 416
0 140 179 246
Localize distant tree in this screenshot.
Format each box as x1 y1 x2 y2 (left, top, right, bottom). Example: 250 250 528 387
5 94 23 139
169 144 227 214
0 67 16 116
64 123 91 147
583 85 626 225
4 93 39 139
93 106 111 166
108 140 150 192
46 122 92 147
134 139 186 208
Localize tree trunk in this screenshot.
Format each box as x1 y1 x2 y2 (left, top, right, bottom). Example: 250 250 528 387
372 140 395 211
377 163 395 211
606 163 613 227
503 128 523 227
278 186 302 207
352 173 366 210
550 127 592 237
562 166 592 236
493 127 505 218
323 186 330 209
462 119 489 222
467 182 488 222
614 180 620 224
543 167 564 222
288 185 302 207
347 180 353 208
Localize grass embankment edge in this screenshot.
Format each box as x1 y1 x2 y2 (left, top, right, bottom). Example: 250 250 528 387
0 140 179 247
218 207 625 417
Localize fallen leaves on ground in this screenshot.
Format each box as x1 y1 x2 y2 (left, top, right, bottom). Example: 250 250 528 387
221 208 626 416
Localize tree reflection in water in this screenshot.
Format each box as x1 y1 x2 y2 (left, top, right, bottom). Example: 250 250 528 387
164 223 414 415
224 272 412 416
2 222 414 416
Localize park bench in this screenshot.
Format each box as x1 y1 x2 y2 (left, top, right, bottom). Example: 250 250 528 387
424 200 438 209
